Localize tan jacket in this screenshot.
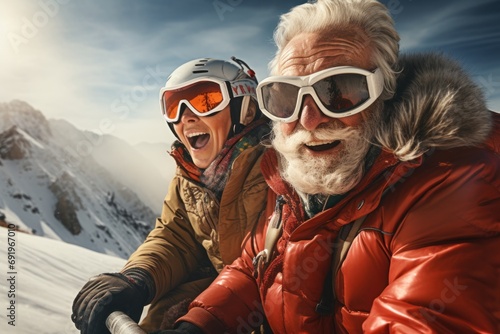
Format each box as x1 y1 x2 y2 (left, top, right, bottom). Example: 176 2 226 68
123 143 268 300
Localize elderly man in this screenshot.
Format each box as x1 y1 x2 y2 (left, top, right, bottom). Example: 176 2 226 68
159 0 500 333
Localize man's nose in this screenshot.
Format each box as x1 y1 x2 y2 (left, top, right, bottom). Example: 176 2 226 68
299 95 331 131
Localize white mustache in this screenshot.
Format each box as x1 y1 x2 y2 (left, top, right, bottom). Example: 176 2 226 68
273 123 361 155
271 121 371 196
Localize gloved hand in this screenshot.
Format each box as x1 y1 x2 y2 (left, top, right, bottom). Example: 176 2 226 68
71 269 155 334
150 322 203 334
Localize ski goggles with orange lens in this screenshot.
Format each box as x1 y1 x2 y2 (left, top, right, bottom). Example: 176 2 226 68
256 66 384 122
160 78 257 123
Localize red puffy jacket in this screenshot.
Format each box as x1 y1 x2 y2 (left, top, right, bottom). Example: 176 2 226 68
179 54 500 333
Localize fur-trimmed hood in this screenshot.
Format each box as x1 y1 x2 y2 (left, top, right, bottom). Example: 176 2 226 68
376 53 494 161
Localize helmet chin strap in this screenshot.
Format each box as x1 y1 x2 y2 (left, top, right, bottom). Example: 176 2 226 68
167 122 180 141
227 96 243 139
228 96 261 140
239 96 252 126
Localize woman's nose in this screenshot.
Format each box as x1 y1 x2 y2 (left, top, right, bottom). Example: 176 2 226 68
179 104 198 123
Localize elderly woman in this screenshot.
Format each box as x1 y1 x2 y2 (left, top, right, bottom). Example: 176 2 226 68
71 57 270 333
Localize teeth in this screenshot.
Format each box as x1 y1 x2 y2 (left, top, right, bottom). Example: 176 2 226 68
306 141 334 146
187 132 207 138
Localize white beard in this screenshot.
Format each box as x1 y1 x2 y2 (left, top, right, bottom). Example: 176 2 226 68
272 121 374 196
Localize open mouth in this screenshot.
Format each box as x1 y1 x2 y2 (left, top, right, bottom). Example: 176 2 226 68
187 132 210 149
305 140 341 152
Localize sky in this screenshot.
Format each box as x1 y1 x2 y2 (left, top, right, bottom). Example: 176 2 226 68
1 0 499 146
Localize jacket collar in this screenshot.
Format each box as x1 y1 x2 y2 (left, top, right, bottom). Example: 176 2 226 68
375 52 494 161
261 148 405 233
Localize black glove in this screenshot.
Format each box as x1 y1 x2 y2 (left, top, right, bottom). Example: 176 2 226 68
71 268 155 334
150 322 203 334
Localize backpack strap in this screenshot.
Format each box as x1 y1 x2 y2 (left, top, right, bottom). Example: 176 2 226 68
332 215 367 276
252 194 367 314
253 195 286 279
315 214 367 315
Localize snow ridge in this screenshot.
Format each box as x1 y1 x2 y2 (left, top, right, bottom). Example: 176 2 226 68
0 100 173 258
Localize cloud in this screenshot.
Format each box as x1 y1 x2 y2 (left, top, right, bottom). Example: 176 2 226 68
2 0 498 144
397 0 499 50
0 1 171 143
0 1 93 119
0 0 288 145
393 0 500 110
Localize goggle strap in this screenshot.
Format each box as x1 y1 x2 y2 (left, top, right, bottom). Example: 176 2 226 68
229 79 257 99
370 69 384 99
231 56 257 79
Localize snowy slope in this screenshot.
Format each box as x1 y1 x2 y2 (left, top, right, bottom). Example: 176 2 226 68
0 100 176 258
0 226 128 334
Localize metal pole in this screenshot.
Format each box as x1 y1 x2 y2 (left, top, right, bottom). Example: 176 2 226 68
106 311 147 334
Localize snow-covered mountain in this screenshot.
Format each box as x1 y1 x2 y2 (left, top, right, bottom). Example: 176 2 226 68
0 100 175 258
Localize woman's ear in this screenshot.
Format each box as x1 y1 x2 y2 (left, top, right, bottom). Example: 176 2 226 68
240 97 257 126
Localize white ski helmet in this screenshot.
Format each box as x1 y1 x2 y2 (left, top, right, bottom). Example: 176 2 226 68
160 57 260 139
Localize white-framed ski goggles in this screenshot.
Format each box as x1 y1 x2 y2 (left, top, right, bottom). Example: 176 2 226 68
256 66 384 122
160 78 257 123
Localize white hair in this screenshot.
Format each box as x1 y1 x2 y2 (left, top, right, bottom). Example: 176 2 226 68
269 0 400 101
